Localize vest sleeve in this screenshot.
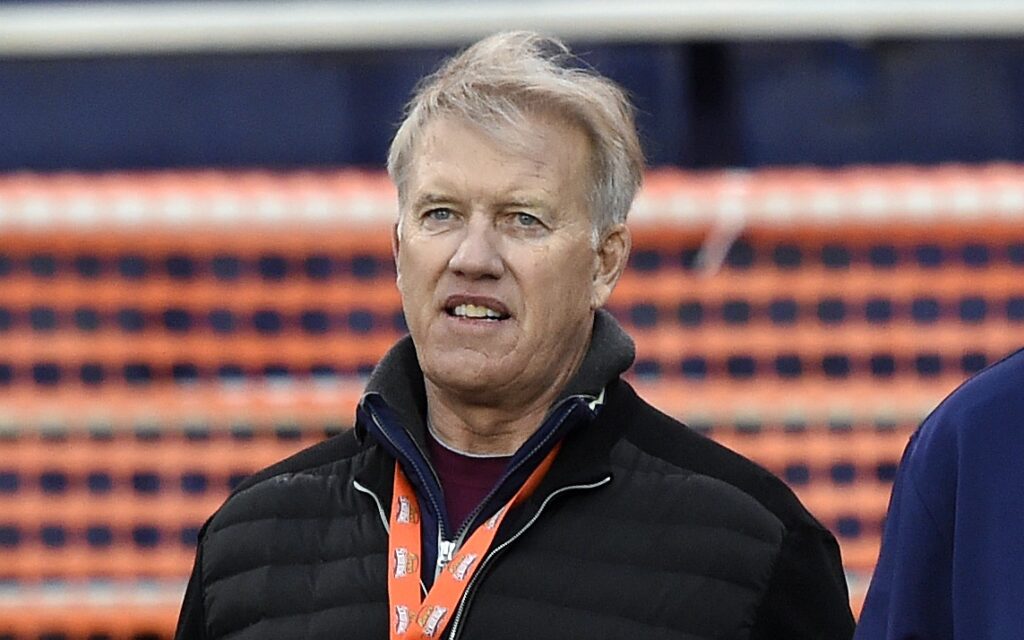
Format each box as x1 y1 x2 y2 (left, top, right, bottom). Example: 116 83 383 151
175 533 209 640
748 523 856 639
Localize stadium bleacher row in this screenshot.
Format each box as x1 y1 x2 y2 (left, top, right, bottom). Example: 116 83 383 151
1 166 1021 638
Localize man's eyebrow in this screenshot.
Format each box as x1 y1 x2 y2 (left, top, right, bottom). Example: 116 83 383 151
498 196 548 210
411 192 455 208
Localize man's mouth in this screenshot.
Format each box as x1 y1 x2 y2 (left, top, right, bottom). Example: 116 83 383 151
444 297 511 321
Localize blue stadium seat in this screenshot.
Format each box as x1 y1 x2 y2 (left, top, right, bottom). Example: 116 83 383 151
0 472 19 493
726 355 757 379
772 244 803 269
910 298 941 323
0 525 22 547
768 299 799 325
680 357 707 379
165 254 195 280
958 297 987 323
28 254 58 278
1007 297 1024 321
821 244 852 269
914 354 943 377
1008 243 1024 265
211 254 243 280
171 363 199 383
784 464 811 485
33 363 62 386
351 255 383 279
836 516 862 539
131 473 160 495
961 244 990 267
41 525 67 548
304 254 334 280
677 301 704 326
117 255 149 280
131 526 160 548
830 463 857 485
123 363 153 385
86 526 113 548
74 308 102 332
630 249 661 272
252 310 283 334
722 300 751 325
774 354 803 378
822 355 851 378
29 306 58 332
162 308 192 333
817 298 846 324
86 473 113 495
864 298 893 324
868 245 899 269
208 309 236 334
961 352 988 374
913 244 944 268
629 303 659 328
347 310 376 334
116 309 146 333
300 310 331 334
257 254 289 281
633 359 661 378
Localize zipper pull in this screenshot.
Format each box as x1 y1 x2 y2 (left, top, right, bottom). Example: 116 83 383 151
437 538 457 573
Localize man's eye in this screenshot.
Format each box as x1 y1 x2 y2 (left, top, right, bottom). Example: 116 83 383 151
425 208 453 221
514 213 540 227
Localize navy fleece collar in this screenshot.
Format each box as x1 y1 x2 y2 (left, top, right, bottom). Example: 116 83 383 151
361 307 636 433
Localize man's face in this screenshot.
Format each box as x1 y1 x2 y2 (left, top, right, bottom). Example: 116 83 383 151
394 113 627 407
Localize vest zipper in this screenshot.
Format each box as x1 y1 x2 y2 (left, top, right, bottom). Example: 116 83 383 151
445 476 612 640
445 396 589 563
437 536 458 574
362 392 603 606
364 401 458 588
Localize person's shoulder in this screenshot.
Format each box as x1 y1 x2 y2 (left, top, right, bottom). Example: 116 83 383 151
234 428 369 493
604 380 823 533
927 347 1024 426
906 346 1024 470
205 429 371 534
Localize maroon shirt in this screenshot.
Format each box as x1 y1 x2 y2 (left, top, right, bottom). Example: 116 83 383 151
427 433 511 531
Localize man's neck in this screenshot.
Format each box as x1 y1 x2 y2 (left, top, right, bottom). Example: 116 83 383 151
424 386 553 456
421 323 594 456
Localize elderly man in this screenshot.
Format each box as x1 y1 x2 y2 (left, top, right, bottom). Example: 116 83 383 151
176 32 854 639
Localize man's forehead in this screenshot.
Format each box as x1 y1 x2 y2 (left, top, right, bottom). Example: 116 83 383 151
408 116 588 194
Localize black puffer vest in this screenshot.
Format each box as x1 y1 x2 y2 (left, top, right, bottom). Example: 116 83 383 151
176 313 854 639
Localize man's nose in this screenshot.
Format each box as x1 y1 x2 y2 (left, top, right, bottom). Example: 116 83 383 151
448 216 504 279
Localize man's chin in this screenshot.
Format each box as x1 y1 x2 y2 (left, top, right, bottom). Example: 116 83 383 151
423 359 515 401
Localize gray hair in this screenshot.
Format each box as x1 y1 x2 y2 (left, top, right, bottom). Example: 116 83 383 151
387 31 644 239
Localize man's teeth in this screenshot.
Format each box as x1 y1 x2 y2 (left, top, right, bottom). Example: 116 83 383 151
453 303 504 319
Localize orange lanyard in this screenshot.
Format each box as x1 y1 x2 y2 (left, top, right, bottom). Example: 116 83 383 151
387 444 560 639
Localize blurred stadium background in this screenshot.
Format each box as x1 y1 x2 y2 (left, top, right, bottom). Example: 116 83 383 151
1 1 1023 637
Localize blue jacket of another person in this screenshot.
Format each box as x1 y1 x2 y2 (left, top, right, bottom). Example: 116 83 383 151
856 348 1024 640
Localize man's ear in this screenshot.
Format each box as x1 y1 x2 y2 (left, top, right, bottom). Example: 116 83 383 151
591 223 631 309
391 220 402 290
